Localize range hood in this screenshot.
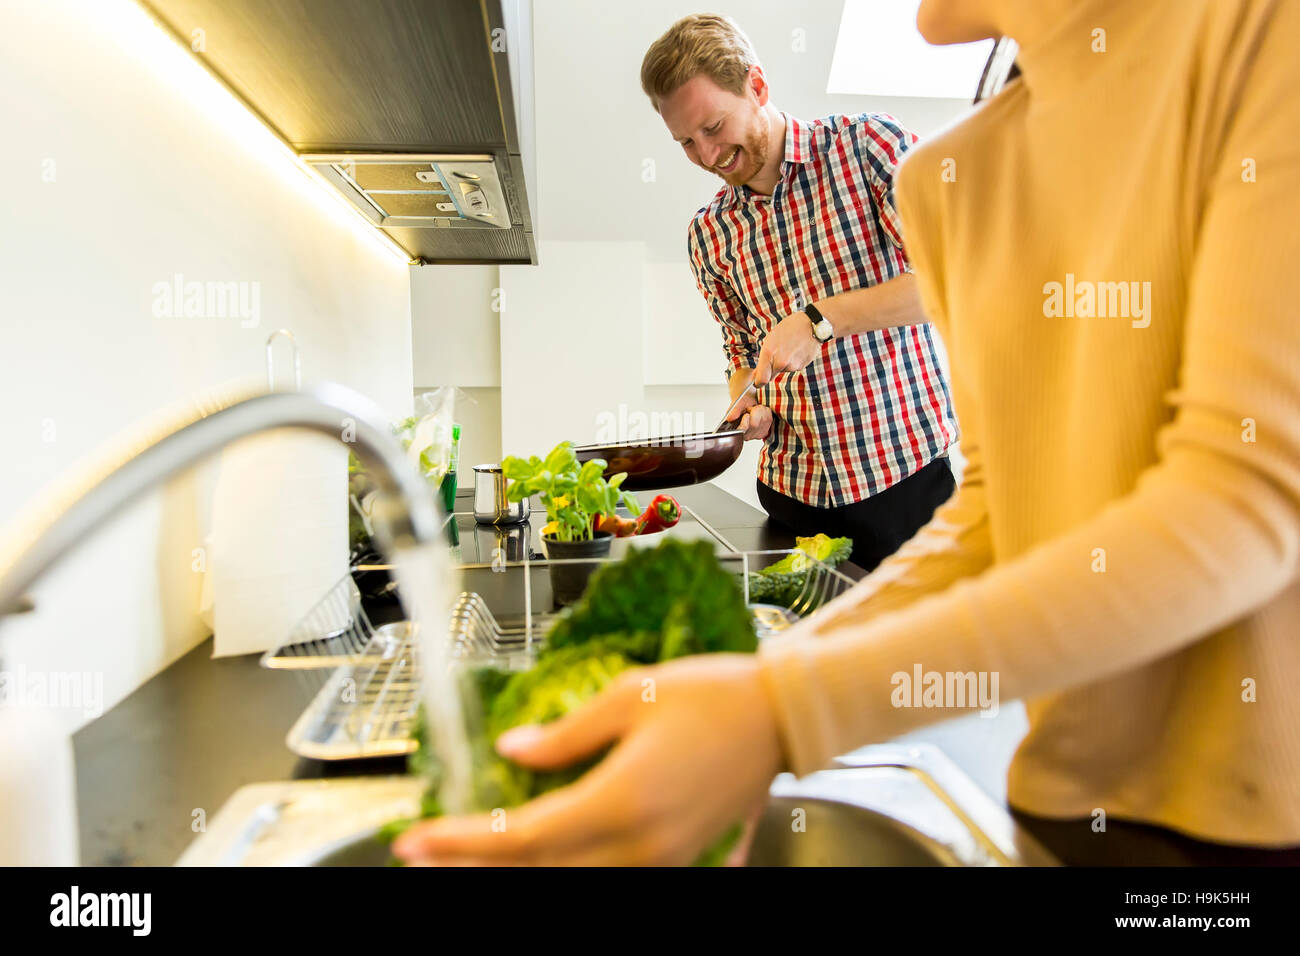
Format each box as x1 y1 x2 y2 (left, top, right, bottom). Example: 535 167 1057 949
141 0 537 265
307 154 519 230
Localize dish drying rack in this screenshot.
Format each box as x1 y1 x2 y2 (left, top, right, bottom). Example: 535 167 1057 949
262 551 855 761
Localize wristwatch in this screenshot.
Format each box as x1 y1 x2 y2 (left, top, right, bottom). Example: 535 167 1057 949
805 302 834 342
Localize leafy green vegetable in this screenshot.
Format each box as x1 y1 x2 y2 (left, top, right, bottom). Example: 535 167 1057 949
745 534 853 609
404 642 632 824
375 815 416 847
745 570 811 608
397 539 753 866
485 641 635 739
760 534 852 574
547 539 756 660
692 822 744 867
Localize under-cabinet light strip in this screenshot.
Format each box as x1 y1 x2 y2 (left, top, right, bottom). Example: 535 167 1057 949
113 0 415 266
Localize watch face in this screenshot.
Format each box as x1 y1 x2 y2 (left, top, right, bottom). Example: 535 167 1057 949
814 319 833 341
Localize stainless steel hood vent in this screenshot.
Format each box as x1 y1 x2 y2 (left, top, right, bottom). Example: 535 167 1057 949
307 154 517 231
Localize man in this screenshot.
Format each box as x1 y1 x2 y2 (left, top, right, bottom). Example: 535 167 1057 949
641 14 957 570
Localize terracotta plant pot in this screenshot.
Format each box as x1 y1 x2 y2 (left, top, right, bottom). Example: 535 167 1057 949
543 531 612 606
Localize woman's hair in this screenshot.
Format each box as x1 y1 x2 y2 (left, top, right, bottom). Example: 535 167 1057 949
640 14 760 111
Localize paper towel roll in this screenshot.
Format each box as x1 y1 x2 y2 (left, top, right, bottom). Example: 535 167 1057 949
209 431 349 658
0 706 79 865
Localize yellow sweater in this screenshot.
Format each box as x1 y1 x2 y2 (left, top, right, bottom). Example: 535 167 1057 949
758 0 1300 846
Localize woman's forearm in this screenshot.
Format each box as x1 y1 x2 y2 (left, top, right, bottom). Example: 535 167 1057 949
759 446 1300 776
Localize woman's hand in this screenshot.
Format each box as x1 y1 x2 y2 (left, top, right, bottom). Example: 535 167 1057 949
392 653 784 866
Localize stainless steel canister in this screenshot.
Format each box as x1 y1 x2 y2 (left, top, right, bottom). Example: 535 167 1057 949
471 522 531 564
472 463 530 525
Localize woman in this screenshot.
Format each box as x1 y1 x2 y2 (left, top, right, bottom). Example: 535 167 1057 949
395 0 1300 865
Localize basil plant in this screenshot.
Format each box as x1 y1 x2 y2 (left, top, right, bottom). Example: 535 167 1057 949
501 442 639 542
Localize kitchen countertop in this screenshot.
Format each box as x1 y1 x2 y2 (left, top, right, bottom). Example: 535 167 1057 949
72 484 1026 866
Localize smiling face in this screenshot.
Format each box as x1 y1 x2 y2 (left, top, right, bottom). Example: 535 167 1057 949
658 72 773 189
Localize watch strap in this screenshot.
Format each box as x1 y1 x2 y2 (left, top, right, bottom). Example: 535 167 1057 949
805 303 833 341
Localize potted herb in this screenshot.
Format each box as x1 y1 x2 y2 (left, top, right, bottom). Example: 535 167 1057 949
501 442 638 604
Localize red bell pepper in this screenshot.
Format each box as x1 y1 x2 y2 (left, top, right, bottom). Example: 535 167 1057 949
634 494 681 535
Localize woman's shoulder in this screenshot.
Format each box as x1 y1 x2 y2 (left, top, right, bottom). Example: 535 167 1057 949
899 79 1028 192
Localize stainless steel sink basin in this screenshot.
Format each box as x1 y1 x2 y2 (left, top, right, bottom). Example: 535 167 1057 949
305 793 961 867
177 745 1056 867
748 796 961 866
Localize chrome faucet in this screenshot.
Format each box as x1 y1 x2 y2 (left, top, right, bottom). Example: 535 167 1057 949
0 384 442 620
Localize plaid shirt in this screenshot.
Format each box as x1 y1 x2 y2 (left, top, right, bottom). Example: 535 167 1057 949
687 112 957 508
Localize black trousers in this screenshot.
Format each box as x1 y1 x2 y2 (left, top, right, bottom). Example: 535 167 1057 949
1011 809 1300 866
757 456 956 572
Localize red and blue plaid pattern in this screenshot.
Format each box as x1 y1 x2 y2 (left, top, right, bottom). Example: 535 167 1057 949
687 112 957 507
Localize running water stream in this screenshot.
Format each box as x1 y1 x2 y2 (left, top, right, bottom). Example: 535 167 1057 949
390 541 474 815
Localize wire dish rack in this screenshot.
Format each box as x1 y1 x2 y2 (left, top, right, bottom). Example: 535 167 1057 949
262 550 856 760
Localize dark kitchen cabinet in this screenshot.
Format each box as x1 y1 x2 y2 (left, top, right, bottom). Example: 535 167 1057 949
142 0 536 264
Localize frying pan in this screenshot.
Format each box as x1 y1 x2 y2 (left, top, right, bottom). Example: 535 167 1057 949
573 428 746 492
573 372 762 491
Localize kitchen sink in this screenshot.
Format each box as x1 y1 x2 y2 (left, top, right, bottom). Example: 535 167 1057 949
177 745 1055 866
305 791 963 867
750 793 966 866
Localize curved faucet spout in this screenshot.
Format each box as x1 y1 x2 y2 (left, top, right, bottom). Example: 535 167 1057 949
0 385 442 619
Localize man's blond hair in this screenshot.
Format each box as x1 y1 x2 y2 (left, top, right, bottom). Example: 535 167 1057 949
640 14 760 112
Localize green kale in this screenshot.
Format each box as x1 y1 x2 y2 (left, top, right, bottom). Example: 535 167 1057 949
484 640 635 739
745 569 812 608
547 539 756 660
408 641 635 819
398 540 755 866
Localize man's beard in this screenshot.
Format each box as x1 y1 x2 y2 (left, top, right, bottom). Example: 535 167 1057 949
716 110 771 187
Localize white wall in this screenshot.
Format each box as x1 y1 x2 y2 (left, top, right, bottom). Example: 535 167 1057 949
0 0 412 733
412 0 974 510
411 266 503 490
500 241 648 453
412 266 502 389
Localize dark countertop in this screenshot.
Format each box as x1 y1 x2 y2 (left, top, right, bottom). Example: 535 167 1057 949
73 483 1024 866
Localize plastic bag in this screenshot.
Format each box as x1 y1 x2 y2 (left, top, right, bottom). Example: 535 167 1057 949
349 387 457 559
400 387 457 485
